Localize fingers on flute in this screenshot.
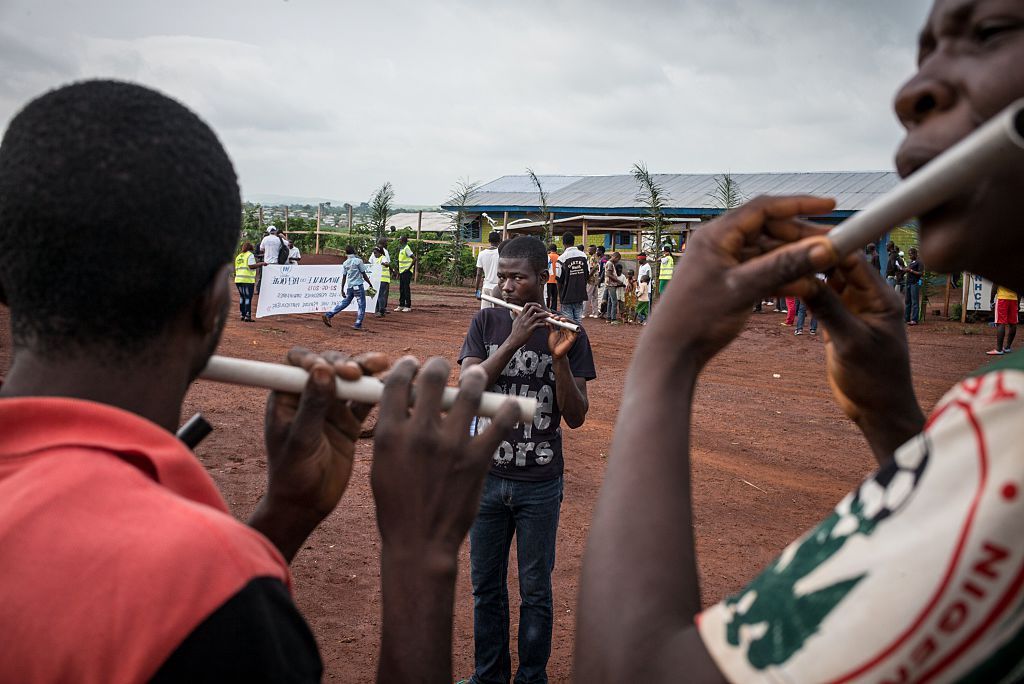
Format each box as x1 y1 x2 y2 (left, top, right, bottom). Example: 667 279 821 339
446 365 487 436
728 237 837 300
411 357 449 429
379 356 419 423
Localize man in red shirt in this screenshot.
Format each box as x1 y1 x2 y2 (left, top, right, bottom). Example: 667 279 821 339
0 80 519 683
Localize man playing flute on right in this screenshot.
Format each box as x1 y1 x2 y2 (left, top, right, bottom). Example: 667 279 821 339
576 0 1024 681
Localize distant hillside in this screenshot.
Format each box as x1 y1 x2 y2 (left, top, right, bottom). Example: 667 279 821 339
244 192 438 212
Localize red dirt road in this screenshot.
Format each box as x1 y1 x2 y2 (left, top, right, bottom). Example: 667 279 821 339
0 281 994 682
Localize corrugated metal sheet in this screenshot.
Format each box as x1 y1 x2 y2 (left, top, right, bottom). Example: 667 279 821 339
450 172 899 213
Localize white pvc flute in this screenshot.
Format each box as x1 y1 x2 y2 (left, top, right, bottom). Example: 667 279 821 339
478 293 582 333
827 98 1024 256
199 355 537 423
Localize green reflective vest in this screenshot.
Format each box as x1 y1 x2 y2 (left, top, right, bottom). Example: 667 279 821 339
234 251 256 284
660 254 674 280
372 254 391 283
398 245 414 273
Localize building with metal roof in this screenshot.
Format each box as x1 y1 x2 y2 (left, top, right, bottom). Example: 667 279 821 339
441 171 901 253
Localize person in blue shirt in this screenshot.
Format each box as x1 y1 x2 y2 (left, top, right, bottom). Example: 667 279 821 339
322 245 373 330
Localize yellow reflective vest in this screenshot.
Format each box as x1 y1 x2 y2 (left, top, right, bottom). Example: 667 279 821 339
398 245 414 273
372 253 391 283
659 254 674 281
234 251 256 284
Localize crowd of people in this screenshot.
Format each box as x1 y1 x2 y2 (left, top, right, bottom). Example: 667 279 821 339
2 1 1023 681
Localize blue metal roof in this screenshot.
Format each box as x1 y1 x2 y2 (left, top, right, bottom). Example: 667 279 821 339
443 172 898 215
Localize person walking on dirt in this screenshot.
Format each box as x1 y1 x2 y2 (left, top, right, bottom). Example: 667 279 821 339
658 244 674 294
557 231 589 324
585 245 601 318
576 2 1024 679
458 236 594 684
322 245 373 331
903 246 924 325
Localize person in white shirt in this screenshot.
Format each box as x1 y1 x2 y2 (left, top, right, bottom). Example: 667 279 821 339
287 240 301 265
474 231 501 309
259 226 285 265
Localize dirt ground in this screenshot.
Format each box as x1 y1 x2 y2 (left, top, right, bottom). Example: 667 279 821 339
0 272 996 682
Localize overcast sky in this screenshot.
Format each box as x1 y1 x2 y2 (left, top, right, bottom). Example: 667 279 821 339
0 0 933 205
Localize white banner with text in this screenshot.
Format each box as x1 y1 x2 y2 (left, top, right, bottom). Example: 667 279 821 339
255 264 381 318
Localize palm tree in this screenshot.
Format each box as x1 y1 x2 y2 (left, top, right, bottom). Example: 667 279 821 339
632 162 669 307
527 167 553 243
708 173 744 212
446 178 480 286
369 182 395 241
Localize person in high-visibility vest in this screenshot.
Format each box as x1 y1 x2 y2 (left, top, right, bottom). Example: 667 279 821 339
370 245 391 317
234 241 264 323
658 245 674 294
395 235 416 312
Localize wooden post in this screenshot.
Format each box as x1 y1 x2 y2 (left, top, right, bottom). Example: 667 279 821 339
347 205 353 236
581 219 588 248
285 206 290 233
414 210 422 284
315 204 321 255
258 205 264 230
502 211 509 241
943 274 952 319
961 273 969 324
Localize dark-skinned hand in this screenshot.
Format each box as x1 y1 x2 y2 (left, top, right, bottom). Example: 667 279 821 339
651 195 839 367
506 301 553 350
788 252 925 466
262 347 389 525
371 357 520 560
547 316 578 360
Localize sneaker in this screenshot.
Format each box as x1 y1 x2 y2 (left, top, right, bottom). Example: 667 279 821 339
393 306 403 312
908 321 918 326
321 313 332 328
402 307 412 312
1004 348 1014 353
986 349 1005 356
810 329 817 336
375 312 385 318
781 322 793 327
794 329 803 335
352 324 363 330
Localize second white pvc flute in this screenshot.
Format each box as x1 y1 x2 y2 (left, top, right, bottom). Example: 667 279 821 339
478 293 582 333
200 355 537 423
827 98 1024 255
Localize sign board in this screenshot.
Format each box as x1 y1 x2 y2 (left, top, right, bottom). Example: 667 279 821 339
255 264 381 319
962 273 1024 313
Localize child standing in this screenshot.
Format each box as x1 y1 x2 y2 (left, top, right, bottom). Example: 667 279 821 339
636 274 650 324
623 269 638 324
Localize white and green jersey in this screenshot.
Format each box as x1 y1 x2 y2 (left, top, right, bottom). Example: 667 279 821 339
698 354 1024 683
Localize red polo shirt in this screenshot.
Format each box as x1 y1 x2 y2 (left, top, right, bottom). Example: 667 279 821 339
0 397 293 683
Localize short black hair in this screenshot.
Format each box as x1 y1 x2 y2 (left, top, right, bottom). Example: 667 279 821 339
562 231 574 246
488 230 501 245
345 245 355 254
596 245 605 254
548 243 558 252
498 236 548 275
0 80 240 358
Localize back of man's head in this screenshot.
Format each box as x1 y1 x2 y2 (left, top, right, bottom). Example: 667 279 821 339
488 230 501 246
562 232 574 247
0 80 240 359
345 245 355 255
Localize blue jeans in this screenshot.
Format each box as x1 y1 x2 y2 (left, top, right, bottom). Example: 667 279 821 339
604 287 618 321
235 282 254 318
796 300 817 332
905 281 921 322
560 301 585 325
327 284 365 327
470 474 563 684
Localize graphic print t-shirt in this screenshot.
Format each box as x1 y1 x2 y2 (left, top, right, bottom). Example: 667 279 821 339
459 307 596 481
558 246 589 304
697 354 1024 683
